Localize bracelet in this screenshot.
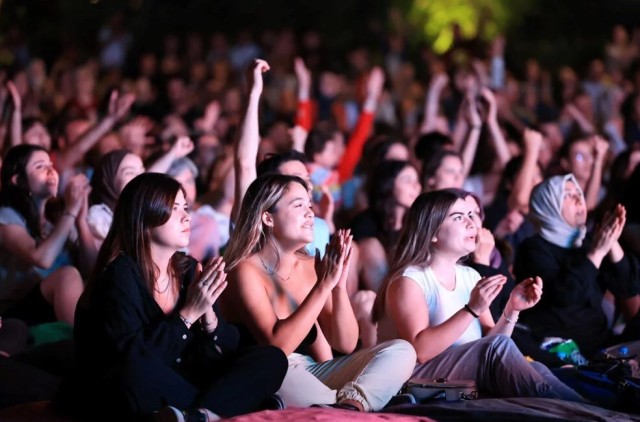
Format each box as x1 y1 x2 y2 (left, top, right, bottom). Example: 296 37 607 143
464 304 479 318
502 311 518 325
179 314 192 326
63 211 78 219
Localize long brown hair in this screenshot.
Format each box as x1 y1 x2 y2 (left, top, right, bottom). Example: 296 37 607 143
372 189 469 322
224 174 309 271
83 173 189 306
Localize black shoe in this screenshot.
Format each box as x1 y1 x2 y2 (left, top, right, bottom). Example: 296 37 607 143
311 402 362 411
384 393 417 408
261 394 286 410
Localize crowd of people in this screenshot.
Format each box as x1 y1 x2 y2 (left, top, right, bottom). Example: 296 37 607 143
2 10 640 421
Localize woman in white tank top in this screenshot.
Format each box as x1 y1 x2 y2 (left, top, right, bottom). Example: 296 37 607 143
373 189 585 401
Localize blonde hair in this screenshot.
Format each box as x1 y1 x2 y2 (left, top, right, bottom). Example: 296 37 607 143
224 174 309 271
372 189 469 322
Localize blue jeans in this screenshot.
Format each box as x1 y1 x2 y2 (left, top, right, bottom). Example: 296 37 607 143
412 335 585 402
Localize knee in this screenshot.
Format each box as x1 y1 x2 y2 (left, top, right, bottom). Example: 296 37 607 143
484 334 515 351
351 290 376 320
376 340 417 368
247 345 288 379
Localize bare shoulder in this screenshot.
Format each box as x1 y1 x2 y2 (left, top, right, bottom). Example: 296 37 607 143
228 256 270 289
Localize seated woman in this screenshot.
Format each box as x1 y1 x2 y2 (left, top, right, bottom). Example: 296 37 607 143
514 174 640 361
167 157 221 262
87 139 195 251
0 145 88 326
55 173 287 422
373 189 584 401
222 174 416 412
351 160 421 292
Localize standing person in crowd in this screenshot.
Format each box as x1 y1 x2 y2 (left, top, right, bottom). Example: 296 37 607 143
222 174 416 412
514 174 640 361
0 145 89 326
55 173 287 422
373 189 585 401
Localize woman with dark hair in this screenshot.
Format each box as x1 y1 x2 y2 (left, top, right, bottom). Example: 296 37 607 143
55 173 287 422
0 145 88 325
351 160 421 292
514 174 640 360
421 149 465 193
374 189 584 401
222 174 416 412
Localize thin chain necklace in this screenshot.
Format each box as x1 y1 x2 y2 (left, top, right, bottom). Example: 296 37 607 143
259 252 293 282
155 272 171 294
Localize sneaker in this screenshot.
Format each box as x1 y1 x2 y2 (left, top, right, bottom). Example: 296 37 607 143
261 394 286 410
311 402 362 411
154 406 221 422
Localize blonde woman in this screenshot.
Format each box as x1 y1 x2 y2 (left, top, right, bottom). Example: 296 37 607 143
221 174 416 411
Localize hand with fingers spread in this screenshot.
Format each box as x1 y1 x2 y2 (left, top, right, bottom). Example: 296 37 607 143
107 91 136 121
246 59 270 95
467 274 507 316
314 230 349 290
181 257 228 325
507 276 543 312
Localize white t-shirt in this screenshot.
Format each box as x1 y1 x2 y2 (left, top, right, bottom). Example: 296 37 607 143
377 265 483 347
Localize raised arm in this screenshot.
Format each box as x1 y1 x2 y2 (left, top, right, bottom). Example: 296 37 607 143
508 128 542 213
7 81 22 147
480 88 511 169
231 59 270 224
294 57 313 132
55 92 135 173
75 184 99 277
584 136 608 211
460 95 482 179
337 67 384 182
146 136 195 174
420 73 448 134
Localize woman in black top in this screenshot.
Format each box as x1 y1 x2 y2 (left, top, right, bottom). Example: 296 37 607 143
55 173 287 422
514 174 640 361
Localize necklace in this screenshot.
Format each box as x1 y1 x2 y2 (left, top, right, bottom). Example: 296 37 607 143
258 252 293 282
155 272 171 294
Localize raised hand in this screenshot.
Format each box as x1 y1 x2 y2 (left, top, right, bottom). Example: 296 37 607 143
108 91 136 121
430 73 449 92
195 100 221 133
182 257 228 323
508 276 543 312
523 128 543 153
246 59 270 95
467 274 507 316
366 67 385 101
593 135 610 161
6 81 21 109
294 57 312 94
170 136 195 159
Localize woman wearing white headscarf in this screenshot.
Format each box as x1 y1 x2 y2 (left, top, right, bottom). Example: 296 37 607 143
514 174 640 361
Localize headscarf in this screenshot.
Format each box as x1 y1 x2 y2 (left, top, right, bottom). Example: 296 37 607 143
90 149 130 211
529 174 587 248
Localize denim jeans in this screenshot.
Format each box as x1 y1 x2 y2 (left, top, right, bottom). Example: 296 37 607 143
277 339 416 411
411 335 585 402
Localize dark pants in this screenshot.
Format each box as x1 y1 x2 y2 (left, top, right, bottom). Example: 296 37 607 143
56 345 287 421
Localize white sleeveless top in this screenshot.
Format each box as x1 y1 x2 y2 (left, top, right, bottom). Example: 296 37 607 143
377 265 483 347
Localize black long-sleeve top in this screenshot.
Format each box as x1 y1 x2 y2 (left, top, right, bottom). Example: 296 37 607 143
514 234 640 357
73 253 239 378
